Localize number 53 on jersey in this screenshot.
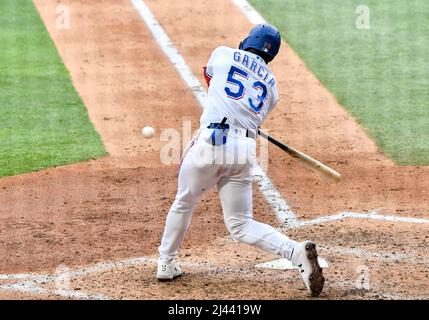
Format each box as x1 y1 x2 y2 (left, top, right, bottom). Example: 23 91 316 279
224 65 268 114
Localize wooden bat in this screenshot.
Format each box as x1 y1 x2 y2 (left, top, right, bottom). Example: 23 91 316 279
258 129 342 181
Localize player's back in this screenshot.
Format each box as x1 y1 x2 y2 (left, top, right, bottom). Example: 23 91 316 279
201 46 279 131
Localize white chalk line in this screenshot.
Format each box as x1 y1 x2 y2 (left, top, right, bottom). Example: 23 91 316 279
231 0 266 24
0 281 110 300
130 0 208 108
2 0 426 300
254 167 429 227
296 210 429 227
0 256 158 300
1 246 427 300
0 255 282 299
289 211 429 228
0 254 270 299
252 167 296 223
0 255 193 299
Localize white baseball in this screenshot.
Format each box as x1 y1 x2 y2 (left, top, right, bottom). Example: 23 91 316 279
142 126 155 138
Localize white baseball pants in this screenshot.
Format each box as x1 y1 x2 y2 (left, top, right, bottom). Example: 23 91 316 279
158 128 297 262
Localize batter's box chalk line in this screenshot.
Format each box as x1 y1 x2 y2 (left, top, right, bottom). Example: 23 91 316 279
252 168 429 227
0 256 157 300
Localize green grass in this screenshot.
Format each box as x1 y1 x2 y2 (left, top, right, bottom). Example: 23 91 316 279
0 0 106 177
249 0 429 165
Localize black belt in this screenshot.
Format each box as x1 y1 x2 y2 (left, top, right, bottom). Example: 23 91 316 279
207 117 257 140
245 129 257 140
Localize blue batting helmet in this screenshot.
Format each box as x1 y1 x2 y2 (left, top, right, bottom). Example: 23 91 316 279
239 24 281 61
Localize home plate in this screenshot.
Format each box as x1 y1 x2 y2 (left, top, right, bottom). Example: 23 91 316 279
255 257 329 270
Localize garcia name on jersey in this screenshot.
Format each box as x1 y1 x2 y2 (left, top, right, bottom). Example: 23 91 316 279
201 46 280 131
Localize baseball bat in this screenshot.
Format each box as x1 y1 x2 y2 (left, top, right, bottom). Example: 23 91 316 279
258 129 342 181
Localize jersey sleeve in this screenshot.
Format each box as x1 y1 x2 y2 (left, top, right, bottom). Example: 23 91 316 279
203 47 226 87
266 82 280 117
272 85 280 106
203 66 212 87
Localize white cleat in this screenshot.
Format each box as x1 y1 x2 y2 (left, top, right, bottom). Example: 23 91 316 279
156 259 182 281
291 241 325 297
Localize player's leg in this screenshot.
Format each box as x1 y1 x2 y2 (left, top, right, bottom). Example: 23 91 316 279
218 166 324 296
218 172 297 260
157 139 218 279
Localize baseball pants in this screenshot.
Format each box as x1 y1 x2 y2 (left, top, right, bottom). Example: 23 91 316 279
158 128 297 262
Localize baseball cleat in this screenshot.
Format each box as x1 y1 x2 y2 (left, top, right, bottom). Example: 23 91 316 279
291 241 325 297
156 259 182 281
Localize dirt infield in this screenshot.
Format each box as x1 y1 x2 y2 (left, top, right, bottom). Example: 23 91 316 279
0 0 427 299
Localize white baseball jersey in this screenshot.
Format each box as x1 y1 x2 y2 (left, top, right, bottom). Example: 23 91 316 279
201 46 279 131
159 46 297 267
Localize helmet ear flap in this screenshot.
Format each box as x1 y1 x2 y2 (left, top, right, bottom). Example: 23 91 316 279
239 41 243 50
239 36 249 50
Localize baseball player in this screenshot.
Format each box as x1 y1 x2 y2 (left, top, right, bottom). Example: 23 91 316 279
156 24 325 297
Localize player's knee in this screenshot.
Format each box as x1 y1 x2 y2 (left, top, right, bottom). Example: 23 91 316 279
171 198 195 214
226 216 254 243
